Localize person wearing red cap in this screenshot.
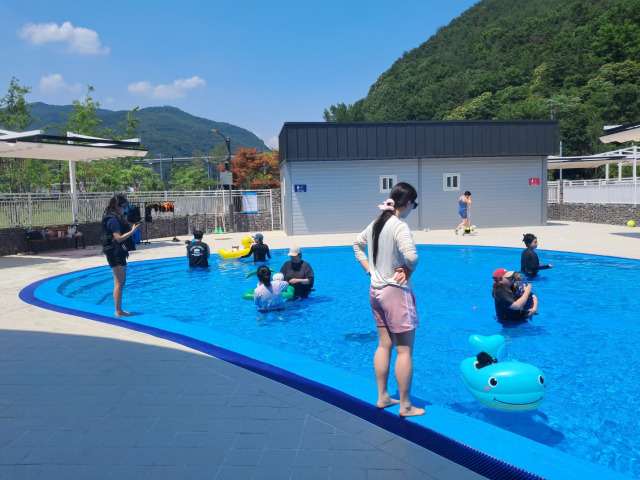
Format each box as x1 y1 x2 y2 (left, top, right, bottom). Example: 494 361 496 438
491 267 538 322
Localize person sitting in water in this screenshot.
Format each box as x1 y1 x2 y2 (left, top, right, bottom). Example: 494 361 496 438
521 233 553 278
279 246 314 298
240 233 271 262
491 268 538 322
254 265 290 312
186 230 210 268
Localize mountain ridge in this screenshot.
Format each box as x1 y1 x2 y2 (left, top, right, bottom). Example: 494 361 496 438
26 103 269 158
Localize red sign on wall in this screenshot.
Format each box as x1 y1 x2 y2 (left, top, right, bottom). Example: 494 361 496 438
529 178 540 186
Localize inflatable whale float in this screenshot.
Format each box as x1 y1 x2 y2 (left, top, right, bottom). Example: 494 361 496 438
460 334 546 411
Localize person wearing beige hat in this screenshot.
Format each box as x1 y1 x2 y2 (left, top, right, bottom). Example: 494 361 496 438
491 267 537 322
279 246 314 298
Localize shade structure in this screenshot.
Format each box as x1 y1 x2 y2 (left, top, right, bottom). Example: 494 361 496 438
599 122 640 143
0 130 148 223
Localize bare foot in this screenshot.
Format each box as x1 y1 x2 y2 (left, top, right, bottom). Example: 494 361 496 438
377 397 401 409
115 310 133 317
399 406 425 418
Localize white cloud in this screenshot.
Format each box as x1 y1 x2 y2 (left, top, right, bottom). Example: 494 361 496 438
19 21 110 55
40 74 82 93
127 76 206 99
265 136 279 150
254 133 279 151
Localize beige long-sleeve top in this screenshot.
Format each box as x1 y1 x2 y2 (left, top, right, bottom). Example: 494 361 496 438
353 215 418 290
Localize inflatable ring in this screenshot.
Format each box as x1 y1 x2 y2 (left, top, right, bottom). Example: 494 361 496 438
219 236 253 259
242 285 294 301
246 268 276 278
460 334 546 411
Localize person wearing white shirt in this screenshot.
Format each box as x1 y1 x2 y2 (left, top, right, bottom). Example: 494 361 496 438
353 182 424 418
253 265 289 312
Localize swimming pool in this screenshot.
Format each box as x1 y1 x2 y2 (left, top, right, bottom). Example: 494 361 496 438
25 245 639 479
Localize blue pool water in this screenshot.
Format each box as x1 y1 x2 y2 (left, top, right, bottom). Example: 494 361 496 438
34 245 639 479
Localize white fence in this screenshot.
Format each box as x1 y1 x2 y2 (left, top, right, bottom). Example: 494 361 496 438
547 179 639 205
0 190 282 229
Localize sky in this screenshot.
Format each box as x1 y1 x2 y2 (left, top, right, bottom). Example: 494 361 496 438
2 0 478 150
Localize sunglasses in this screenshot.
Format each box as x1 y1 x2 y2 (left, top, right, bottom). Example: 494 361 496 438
119 204 128 208
412 201 419 210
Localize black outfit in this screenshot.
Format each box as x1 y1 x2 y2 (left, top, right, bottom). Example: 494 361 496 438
241 243 271 262
493 285 526 322
187 240 210 268
279 260 315 298
101 213 135 267
520 247 551 278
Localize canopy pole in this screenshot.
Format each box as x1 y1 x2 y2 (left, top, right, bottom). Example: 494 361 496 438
634 145 638 205
68 160 79 224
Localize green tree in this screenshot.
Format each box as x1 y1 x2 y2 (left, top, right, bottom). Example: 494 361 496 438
0 77 33 131
168 154 214 191
0 77 42 192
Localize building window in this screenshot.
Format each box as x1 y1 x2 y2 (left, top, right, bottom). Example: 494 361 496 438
380 175 396 193
443 173 460 191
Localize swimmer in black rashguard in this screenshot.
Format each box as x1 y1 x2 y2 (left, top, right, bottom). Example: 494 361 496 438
521 233 553 278
240 233 271 262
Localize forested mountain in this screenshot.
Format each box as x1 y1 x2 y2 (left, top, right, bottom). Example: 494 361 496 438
27 103 269 157
325 0 640 157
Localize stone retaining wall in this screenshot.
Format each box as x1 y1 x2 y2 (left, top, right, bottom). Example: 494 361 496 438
547 203 638 225
0 217 190 256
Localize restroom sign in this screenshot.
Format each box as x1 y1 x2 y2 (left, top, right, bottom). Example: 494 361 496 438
529 178 540 186
294 184 307 192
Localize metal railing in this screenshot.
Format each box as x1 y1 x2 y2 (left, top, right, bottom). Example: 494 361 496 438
0 190 282 228
547 181 560 204
548 179 639 205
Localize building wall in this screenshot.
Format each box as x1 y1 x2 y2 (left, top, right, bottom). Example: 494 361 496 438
285 159 420 235
282 155 548 234
420 156 548 229
279 121 557 235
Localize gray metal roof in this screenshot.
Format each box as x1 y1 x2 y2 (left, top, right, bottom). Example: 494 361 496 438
279 120 559 162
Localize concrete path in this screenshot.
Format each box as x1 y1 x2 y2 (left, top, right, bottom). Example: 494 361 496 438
1 221 638 479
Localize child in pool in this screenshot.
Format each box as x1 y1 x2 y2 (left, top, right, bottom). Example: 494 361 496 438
513 272 536 316
254 266 289 312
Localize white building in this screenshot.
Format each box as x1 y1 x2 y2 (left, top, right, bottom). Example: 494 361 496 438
279 121 559 234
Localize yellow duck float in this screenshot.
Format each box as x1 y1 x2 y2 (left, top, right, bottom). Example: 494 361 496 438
218 236 253 259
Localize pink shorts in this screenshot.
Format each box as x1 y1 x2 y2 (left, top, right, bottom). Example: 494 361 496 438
369 285 418 333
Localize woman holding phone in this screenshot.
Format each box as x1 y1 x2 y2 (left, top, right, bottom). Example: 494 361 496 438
101 194 140 317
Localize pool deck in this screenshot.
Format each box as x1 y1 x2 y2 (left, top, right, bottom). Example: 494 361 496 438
1 221 638 480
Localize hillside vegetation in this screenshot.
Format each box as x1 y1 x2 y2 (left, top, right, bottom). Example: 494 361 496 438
325 0 640 157
28 103 269 157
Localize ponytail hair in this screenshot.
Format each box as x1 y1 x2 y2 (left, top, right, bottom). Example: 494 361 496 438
257 266 272 287
371 182 417 265
104 194 128 215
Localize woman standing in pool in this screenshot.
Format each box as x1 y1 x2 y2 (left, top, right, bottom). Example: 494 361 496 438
521 233 553 278
101 194 140 317
354 182 425 418
454 191 472 235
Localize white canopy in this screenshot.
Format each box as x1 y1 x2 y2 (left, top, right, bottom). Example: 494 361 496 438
0 130 148 223
547 149 634 170
0 130 147 161
600 122 640 143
